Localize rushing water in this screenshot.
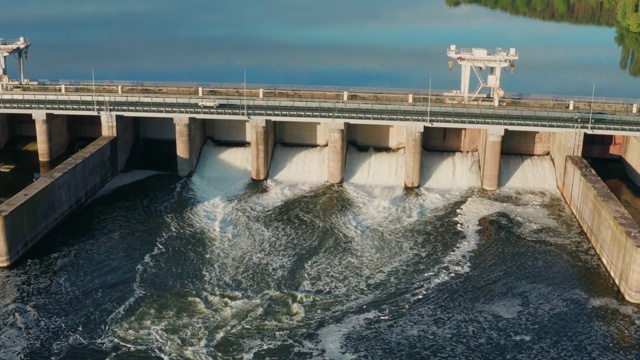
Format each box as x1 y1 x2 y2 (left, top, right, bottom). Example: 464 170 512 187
2 1 640 358
1 144 639 359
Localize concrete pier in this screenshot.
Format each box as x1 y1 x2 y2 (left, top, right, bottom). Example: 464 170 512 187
328 122 347 184
33 112 68 163
550 130 584 189
101 114 135 170
404 125 423 188
622 136 640 186
174 116 205 177
251 119 275 181
479 128 504 191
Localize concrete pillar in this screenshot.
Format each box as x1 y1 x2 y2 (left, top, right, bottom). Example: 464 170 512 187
480 128 504 191
0 114 9 150
101 113 135 170
621 136 640 186
343 91 348 101
633 104 638 114
61 84 66 93
250 119 275 181
550 130 584 190
198 87 203 96
404 125 423 188
33 112 68 163
328 122 347 184
259 89 264 98
408 94 413 103
118 85 122 94
174 116 205 177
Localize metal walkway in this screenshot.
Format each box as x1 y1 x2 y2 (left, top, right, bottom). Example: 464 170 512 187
1 88 639 134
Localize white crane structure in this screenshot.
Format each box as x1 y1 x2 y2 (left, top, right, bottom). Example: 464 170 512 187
0 37 30 84
447 44 518 105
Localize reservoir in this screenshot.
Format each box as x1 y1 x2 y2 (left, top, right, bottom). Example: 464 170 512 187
1 1 640 358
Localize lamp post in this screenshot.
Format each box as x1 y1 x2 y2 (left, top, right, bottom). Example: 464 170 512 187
427 73 432 124
92 68 97 113
589 81 595 132
244 70 248 118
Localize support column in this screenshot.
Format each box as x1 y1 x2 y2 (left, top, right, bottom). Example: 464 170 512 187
0 114 9 150
251 119 275 181
480 128 504 191
174 116 205 177
101 113 135 170
461 64 471 101
33 112 68 175
328 121 347 184
404 125 423 188
550 130 584 190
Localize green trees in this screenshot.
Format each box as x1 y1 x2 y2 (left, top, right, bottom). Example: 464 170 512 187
617 0 640 32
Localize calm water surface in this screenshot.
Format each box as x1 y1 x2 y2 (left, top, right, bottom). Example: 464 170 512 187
1 0 639 97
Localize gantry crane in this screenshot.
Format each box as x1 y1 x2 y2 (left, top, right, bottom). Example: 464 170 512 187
0 37 30 84
447 44 518 105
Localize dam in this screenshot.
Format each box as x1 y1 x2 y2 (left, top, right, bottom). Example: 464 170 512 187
1 82 640 308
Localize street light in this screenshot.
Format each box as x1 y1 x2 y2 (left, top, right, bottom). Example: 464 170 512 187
92 68 97 113
589 81 595 132
427 73 432 124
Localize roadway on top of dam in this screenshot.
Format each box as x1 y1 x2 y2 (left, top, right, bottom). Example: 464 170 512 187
1 84 640 135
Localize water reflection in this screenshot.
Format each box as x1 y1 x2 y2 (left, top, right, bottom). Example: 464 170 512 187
616 25 640 77
447 0 640 77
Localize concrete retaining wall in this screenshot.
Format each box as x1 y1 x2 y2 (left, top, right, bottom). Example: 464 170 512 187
68 115 102 139
139 117 175 140
206 119 250 144
582 134 623 159
276 121 328 146
424 128 480 152
622 136 640 186
502 130 552 155
12 115 35 137
550 130 583 190
50 115 69 160
348 124 405 149
0 136 119 267
561 156 640 303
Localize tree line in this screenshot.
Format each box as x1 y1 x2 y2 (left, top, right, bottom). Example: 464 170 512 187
446 0 640 76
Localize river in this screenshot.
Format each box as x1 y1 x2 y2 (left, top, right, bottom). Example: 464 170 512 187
1 1 640 358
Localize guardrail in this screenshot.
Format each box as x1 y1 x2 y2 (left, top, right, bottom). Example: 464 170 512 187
0 85 640 132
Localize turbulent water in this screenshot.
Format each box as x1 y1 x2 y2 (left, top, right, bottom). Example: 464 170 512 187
1 145 639 359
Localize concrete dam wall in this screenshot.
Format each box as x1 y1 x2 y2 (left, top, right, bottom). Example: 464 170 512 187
2 108 640 304
0 136 119 266
561 156 640 303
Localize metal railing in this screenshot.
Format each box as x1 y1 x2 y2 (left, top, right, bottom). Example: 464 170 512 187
1 84 640 133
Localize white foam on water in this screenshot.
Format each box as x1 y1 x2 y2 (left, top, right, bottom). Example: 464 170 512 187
500 155 557 189
191 141 252 199
270 145 327 183
315 312 378 359
93 170 165 199
344 147 404 187
587 297 638 317
420 196 498 289
478 298 524 319
422 151 481 189
411 191 560 300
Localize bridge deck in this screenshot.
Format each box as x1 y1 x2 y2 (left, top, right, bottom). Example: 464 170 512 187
1 84 639 134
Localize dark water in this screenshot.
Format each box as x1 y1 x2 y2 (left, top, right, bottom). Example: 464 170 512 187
1 147 638 359
2 1 640 358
